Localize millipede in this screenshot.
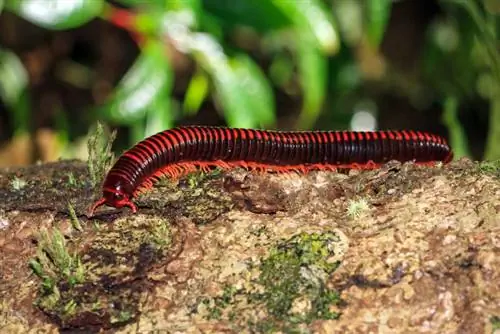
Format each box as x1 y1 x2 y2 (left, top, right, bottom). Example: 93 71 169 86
88 126 453 216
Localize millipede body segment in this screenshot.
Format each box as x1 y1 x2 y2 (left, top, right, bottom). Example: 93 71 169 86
88 126 453 215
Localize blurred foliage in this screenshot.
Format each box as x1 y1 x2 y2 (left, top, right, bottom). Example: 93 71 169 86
0 0 499 164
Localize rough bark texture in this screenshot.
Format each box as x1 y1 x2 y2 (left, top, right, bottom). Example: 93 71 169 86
0 159 499 333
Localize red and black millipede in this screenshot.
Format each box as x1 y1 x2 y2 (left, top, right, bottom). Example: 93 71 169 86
88 126 453 216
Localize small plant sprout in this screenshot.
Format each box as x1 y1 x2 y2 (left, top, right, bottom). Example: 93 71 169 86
87 121 117 188
66 172 77 187
346 198 370 219
63 299 78 316
68 202 83 232
10 176 27 191
29 228 85 293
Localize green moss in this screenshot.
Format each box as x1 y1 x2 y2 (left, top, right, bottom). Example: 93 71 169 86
186 171 206 189
89 217 172 259
346 198 370 219
10 176 27 191
149 220 172 248
63 299 78 316
185 169 223 189
87 121 116 188
29 228 85 293
198 232 342 331
65 171 85 188
478 159 500 178
203 285 239 320
67 202 83 232
491 315 500 331
29 217 173 329
176 172 233 225
111 310 133 324
66 172 77 187
29 228 88 324
139 168 230 224
257 232 341 323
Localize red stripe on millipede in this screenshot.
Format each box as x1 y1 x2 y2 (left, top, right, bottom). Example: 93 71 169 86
93 126 453 215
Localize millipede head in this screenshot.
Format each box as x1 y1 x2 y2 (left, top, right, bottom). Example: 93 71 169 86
87 187 137 217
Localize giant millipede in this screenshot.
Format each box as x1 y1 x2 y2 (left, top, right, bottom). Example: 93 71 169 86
88 126 453 215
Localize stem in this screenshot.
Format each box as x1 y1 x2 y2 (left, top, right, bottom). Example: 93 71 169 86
442 95 471 159
484 96 500 160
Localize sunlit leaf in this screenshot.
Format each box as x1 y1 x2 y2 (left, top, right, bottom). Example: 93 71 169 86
272 0 340 54
144 94 173 138
158 6 277 127
212 68 260 128
296 35 327 129
183 70 210 116
0 49 30 135
165 0 202 17
6 0 103 30
174 31 253 127
365 0 392 47
101 40 173 124
0 49 28 106
0 0 4 14
333 0 363 46
231 54 276 127
200 51 275 127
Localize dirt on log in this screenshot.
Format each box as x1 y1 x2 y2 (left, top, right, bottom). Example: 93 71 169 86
0 159 499 333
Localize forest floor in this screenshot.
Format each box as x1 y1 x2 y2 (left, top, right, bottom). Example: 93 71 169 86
0 158 499 333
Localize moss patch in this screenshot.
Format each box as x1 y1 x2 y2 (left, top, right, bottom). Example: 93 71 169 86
477 159 500 178
254 232 341 324
491 316 500 331
198 232 342 332
141 169 233 224
86 121 116 189
29 217 174 330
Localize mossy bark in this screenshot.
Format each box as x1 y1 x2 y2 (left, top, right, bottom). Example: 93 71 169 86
0 159 499 333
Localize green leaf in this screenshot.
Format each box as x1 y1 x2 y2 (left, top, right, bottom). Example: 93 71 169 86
231 54 276 127
296 34 327 129
0 49 30 135
183 32 258 127
159 8 276 128
0 0 4 14
101 40 173 125
165 0 202 15
271 0 340 54
5 0 103 30
144 94 173 138
442 95 470 159
130 120 146 146
269 53 294 88
183 70 210 116
333 1 363 46
365 0 392 47
206 54 276 128
212 67 259 128
115 0 164 7
0 49 28 107
203 0 290 33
